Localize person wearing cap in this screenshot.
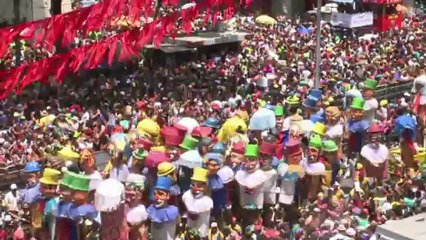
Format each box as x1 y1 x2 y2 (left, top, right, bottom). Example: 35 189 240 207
39 168 62 240
208 221 224 240
182 167 213 239
347 97 370 155
147 176 179 240
4 184 19 212
258 134 278 227
235 144 267 228
360 122 389 183
125 174 148 240
362 79 379 123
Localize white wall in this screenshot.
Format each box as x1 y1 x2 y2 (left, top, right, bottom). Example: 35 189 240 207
0 0 73 25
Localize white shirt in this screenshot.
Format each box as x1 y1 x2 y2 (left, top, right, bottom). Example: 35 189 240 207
363 98 379 122
182 191 213 237
87 171 102 191
109 165 130 182
4 191 19 211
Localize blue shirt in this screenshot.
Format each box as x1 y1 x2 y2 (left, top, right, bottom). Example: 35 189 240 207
20 183 41 204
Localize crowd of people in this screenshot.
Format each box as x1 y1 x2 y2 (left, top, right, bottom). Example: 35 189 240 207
0 12 425 240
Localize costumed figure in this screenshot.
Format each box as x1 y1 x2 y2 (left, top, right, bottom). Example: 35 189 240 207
258 134 279 227
157 162 180 204
362 79 379 123
178 135 200 193
303 135 326 200
68 174 97 240
125 174 148 240
396 109 418 169
106 141 130 182
360 122 389 183
235 144 267 228
320 140 339 187
277 139 305 225
147 176 179 240
225 140 245 220
281 98 303 155
204 152 233 229
412 75 426 144
55 172 78 240
161 126 184 162
136 118 161 148
39 168 61 240
182 167 213 239
346 97 370 157
325 106 344 159
274 105 286 160
20 162 42 232
95 178 128 240
79 149 102 196
129 148 148 174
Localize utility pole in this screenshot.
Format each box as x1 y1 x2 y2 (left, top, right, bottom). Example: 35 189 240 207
314 0 322 89
13 0 21 66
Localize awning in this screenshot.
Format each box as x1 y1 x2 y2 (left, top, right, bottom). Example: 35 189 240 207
332 0 354 3
376 213 426 240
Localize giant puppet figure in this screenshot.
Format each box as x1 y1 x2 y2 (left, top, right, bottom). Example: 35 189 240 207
183 167 214 239
360 122 389 183
147 176 179 240
56 172 77 240
325 106 344 159
96 178 128 240
20 162 42 233
235 144 267 227
303 135 326 200
413 75 426 145
346 97 370 157
39 168 61 240
125 174 148 240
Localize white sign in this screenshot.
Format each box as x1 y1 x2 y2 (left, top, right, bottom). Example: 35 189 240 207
331 12 374 28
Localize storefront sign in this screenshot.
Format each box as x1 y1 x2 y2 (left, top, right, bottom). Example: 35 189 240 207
331 12 374 28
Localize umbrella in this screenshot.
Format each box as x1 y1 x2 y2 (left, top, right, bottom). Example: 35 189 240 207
57 146 80 160
145 152 170 168
297 26 311 34
95 178 124 212
175 117 199 134
176 150 203 169
248 108 276 131
255 15 276 26
217 116 247 142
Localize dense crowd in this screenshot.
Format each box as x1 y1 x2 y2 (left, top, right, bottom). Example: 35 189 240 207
0 14 425 240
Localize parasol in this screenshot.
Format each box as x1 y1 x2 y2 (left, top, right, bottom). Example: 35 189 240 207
95 178 124 212
176 150 203 169
255 15 276 26
175 117 199 134
217 116 247 142
57 146 80 160
248 108 276 131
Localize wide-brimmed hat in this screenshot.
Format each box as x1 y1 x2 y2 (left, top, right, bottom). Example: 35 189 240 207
157 162 176 177
68 174 90 192
312 122 327 136
24 161 41 173
40 168 62 185
308 89 322 101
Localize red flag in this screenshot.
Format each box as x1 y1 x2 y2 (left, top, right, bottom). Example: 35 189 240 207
107 37 118 66
16 62 41 95
93 42 108 67
0 65 24 99
54 52 71 83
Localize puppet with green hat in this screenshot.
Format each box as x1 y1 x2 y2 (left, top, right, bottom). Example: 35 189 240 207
55 172 78 240
275 105 285 131
362 79 379 123
321 140 339 187
348 97 370 154
305 135 326 200
179 135 199 151
235 144 268 226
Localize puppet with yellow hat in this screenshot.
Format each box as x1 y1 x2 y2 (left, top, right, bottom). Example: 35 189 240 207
39 168 62 240
157 162 180 204
182 167 213 238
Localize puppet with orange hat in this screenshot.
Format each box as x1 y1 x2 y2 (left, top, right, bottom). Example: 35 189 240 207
182 167 213 238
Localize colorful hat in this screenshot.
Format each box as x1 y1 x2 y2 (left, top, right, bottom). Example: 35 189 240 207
322 140 338 152
312 122 327 136
244 144 259 158
308 89 322 101
302 95 318 109
310 114 324 124
157 162 176 177
40 168 62 185
150 145 166 153
191 167 208 183
380 99 388 107
68 174 90 192
367 122 383 134
24 161 41 173
204 153 222 164
325 106 341 120
154 176 173 192
350 97 364 110
232 141 245 154
145 151 170 168
363 79 378 90
286 96 300 105
132 149 148 160
309 135 322 150
202 117 221 128
285 139 302 156
191 126 212 138
274 105 284 117
212 142 226 155
179 135 199 150
259 141 276 156
161 127 183 146
60 172 76 188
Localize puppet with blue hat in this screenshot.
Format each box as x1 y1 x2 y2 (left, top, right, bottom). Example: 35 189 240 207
20 161 42 230
147 177 179 240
